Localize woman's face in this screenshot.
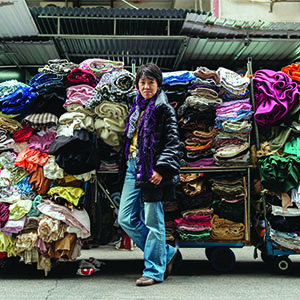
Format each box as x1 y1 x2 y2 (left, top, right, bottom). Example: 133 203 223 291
138 76 158 99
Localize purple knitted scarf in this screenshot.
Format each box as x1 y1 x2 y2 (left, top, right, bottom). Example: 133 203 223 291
124 90 160 182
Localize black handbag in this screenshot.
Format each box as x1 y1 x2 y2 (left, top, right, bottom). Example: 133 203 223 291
135 174 179 189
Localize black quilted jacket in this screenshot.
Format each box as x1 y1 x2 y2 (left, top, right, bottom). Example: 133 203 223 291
119 90 181 201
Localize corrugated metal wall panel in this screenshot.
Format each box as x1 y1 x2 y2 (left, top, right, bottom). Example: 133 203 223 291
181 13 300 38
181 38 300 71
0 40 59 66
30 6 190 36
59 38 182 69
0 0 39 37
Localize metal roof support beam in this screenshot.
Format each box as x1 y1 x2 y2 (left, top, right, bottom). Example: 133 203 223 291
69 54 178 58
39 34 187 39
173 37 190 70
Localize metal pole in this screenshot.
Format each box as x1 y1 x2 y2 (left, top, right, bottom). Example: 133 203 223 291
247 57 260 150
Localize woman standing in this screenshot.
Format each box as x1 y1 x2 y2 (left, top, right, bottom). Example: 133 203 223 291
118 63 181 286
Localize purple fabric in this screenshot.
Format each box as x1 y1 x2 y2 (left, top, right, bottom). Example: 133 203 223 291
253 70 300 126
1 216 26 236
0 202 9 229
124 91 160 181
187 158 215 167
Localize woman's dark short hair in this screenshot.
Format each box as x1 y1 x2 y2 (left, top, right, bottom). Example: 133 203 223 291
135 63 163 88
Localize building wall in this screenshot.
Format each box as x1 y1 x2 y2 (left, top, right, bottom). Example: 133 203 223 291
217 0 300 22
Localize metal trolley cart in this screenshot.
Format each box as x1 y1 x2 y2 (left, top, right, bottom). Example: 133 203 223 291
170 165 252 273
254 193 300 275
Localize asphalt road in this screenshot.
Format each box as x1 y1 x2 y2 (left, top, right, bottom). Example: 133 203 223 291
1 245 300 300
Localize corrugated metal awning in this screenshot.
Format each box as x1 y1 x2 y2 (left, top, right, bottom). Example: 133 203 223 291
0 7 300 71
0 0 39 37
0 40 60 67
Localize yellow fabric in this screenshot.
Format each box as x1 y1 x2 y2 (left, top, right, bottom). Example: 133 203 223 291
0 111 20 119
63 173 78 183
129 111 144 153
0 232 17 257
47 186 85 206
9 200 32 220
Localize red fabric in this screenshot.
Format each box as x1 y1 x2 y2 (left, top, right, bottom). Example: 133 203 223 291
12 125 34 143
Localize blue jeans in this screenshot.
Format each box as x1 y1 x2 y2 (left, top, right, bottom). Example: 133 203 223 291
118 158 176 282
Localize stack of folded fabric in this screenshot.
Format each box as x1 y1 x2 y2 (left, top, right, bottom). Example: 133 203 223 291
212 67 252 166
210 214 245 240
174 207 213 241
171 68 222 165
81 68 136 152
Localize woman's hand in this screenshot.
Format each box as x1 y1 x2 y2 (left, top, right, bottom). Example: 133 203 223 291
149 170 162 185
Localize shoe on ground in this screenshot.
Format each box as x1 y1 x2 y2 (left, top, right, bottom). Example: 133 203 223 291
136 276 159 286
164 249 182 279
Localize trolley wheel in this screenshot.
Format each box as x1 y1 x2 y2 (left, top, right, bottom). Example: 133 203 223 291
273 256 292 274
205 248 215 261
210 247 236 272
0 255 20 274
261 252 276 264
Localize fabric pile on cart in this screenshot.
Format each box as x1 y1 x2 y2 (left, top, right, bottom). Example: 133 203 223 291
162 66 252 242
0 58 136 275
255 62 300 250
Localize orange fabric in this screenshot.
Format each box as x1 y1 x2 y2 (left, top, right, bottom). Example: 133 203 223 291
15 147 49 173
281 63 300 82
185 139 214 152
29 166 51 195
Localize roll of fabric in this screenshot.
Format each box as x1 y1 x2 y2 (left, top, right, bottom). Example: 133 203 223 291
64 84 94 109
29 72 64 94
0 115 23 133
0 85 37 116
94 100 128 120
79 58 124 80
38 59 78 76
23 113 58 131
65 68 97 88
84 70 135 108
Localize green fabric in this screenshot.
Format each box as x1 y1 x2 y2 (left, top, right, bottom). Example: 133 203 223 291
177 229 211 241
284 137 300 157
27 195 43 218
0 232 17 257
9 200 32 220
257 155 300 193
47 186 84 206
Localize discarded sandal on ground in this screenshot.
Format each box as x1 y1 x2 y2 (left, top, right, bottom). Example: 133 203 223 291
136 276 158 286
164 249 182 279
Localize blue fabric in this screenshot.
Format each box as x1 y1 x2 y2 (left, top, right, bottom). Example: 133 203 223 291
118 158 176 282
0 85 37 116
162 71 196 85
16 176 32 194
29 72 64 94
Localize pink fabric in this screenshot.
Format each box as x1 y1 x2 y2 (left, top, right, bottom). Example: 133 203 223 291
64 84 94 109
28 132 57 154
0 202 9 228
174 217 211 227
253 69 300 126
0 216 26 236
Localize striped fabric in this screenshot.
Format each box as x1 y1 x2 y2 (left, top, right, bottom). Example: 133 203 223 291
23 113 58 131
